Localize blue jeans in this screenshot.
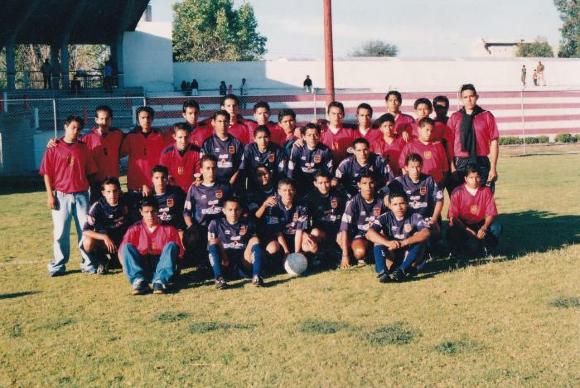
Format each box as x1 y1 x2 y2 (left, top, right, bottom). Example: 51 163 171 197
373 242 426 274
48 191 89 275
122 242 178 285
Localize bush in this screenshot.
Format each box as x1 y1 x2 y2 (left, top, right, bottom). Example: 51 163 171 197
499 136 550 145
499 137 523 145
555 133 577 143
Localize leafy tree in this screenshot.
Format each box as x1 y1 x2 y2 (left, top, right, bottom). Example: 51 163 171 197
350 40 398 57
516 38 554 57
173 0 267 62
554 0 579 57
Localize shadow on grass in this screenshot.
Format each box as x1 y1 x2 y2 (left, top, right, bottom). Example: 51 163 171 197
0 176 44 195
0 291 40 300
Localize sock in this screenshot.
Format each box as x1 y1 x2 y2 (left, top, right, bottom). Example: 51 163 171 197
251 245 263 277
207 244 222 279
373 245 387 274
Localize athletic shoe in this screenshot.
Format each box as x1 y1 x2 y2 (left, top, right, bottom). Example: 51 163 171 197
96 262 109 275
377 271 390 283
357 259 366 266
215 276 228 290
152 282 168 294
389 268 405 282
132 279 149 295
252 275 264 287
405 267 418 278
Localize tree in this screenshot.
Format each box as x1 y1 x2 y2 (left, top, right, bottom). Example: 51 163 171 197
350 40 398 57
554 0 579 57
172 0 267 62
516 38 554 57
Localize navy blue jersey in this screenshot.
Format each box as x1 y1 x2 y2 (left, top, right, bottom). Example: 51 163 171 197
183 182 233 227
335 153 392 196
244 185 276 214
201 135 244 184
303 188 347 236
340 194 387 239
371 210 428 240
151 185 186 230
239 142 287 187
83 196 129 240
261 198 309 239
384 174 443 218
208 217 256 252
287 143 333 194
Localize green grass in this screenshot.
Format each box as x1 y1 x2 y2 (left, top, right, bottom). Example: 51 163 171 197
0 151 579 386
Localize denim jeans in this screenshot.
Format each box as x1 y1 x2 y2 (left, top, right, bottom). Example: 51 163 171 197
373 242 427 274
48 191 89 275
122 242 178 285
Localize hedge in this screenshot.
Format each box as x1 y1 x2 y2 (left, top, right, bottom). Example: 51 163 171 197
499 136 550 145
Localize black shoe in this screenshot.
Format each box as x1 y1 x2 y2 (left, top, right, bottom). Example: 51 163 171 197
405 267 418 278
389 268 405 282
152 282 168 294
377 271 390 283
97 262 109 275
215 277 228 290
252 275 264 287
132 279 149 295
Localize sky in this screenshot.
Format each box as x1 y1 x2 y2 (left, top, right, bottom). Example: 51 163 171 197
149 0 564 59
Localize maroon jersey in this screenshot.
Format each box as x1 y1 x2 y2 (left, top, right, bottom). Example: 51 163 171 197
39 139 97 193
394 113 415 137
448 185 498 225
189 124 213 148
228 121 252 145
448 110 499 158
121 129 166 191
371 136 405 177
80 127 124 182
399 140 448 184
245 121 285 146
320 126 355 164
159 143 201 192
354 127 380 143
121 221 184 257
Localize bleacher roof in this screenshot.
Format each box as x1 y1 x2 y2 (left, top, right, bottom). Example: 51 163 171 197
0 0 150 46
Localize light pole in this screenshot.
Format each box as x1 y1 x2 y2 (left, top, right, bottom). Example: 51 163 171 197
323 0 335 104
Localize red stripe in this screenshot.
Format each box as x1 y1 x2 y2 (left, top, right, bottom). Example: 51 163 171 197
500 128 579 135
496 114 580 123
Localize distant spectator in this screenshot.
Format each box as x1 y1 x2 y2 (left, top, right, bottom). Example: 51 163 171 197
219 81 227 96
52 60 61 89
520 65 526 87
536 61 546 86
103 61 113 92
532 69 538 86
303 75 313 93
40 59 51 89
191 78 199 96
180 80 187 93
227 84 233 94
239 78 248 108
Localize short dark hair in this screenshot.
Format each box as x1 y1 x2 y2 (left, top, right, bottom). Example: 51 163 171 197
201 154 218 166
352 137 369 148
277 178 295 189
405 153 423 166
300 122 321 135
140 197 158 210
220 94 239 106
356 103 373 116
224 197 241 207
327 101 345 115
100 177 121 191
182 99 200 113
136 106 155 120
374 113 395 127
433 95 449 108
253 101 271 112
465 163 481 177
278 108 296 123
151 165 169 177
64 115 84 127
418 117 435 128
313 170 331 181
388 190 408 203
385 90 402 103
254 125 271 137
95 105 113 118
460 83 477 95
212 110 231 123
173 122 189 134
356 171 375 183
413 98 433 110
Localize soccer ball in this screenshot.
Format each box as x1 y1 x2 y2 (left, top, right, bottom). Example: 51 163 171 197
284 253 308 276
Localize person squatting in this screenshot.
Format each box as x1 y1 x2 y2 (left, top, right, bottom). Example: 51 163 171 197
41 85 502 294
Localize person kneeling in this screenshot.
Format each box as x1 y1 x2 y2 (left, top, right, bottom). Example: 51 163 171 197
120 199 183 295
207 198 265 289
366 191 431 282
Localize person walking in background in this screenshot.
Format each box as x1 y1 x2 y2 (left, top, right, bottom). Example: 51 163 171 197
219 81 227 96
536 61 546 86
239 78 248 109
532 69 538 86
303 75 313 93
41 59 52 89
520 65 526 87
191 79 199 95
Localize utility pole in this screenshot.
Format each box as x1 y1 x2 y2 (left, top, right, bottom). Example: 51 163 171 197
323 0 335 104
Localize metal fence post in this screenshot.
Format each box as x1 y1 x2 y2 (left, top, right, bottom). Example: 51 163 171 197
313 88 317 122
52 98 58 138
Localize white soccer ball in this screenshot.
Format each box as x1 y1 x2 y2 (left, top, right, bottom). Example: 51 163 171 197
284 253 308 276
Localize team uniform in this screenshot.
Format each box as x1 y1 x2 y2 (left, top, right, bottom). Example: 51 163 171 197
201 134 244 184
39 139 97 275
239 142 287 189
354 127 380 143
287 143 334 195
121 128 166 191
393 113 415 138
228 120 252 145
260 200 309 250
159 143 201 193
186 123 213 148
320 126 355 165
244 121 286 146
371 136 405 177
340 194 387 240
183 183 233 229
151 185 186 231
384 174 443 219
399 140 448 184
335 153 392 197
244 185 276 215
303 188 347 239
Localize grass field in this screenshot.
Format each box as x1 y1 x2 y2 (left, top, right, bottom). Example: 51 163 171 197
1 147 579 386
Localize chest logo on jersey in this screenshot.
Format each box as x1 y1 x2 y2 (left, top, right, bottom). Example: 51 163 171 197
420 187 427 196
313 154 322 164
331 198 338 209
167 198 174 207
66 155 75 166
404 223 412 233
332 141 339 150
177 166 184 175
268 153 275 163
470 204 479 215
239 225 247 236
215 190 223 199
373 207 382 217
423 151 432 160
228 145 236 155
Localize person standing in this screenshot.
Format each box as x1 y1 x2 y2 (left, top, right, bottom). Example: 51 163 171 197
239 78 248 109
40 59 52 89
303 75 313 93
536 61 546 86
219 81 227 96
191 79 199 96
520 65 527 87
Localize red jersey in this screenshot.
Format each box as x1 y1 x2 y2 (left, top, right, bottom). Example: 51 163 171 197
448 110 499 158
354 127 380 143
39 139 97 193
321 126 355 164
159 143 201 192
245 120 285 145
228 121 251 144
399 139 448 183
121 129 166 191
448 185 498 225
371 136 405 177
80 127 124 182
189 124 213 148
121 221 184 257
394 113 415 137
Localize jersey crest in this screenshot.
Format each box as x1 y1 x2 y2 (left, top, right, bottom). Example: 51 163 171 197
177 166 184 175
331 197 338 209
423 150 432 159
167 198 174 207
268 153 275 163
239 225 247 236
419 186 427 196
470 204 479 215
216 189 223 199
313 154 322 164
228 145 236 155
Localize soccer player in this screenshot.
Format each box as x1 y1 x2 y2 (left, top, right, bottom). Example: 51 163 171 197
258 179 318 265
335 137 392 197
354 103 379 142
81 177 129 274
409 98 433 139
120 198 183 295
245 101 286 145
287 123 334 196
277 108 299 153
431 95 455 168
303 171 348 264
399 117 448 186
239 125 287 191
183 154 233 263
159 123 201 193
447 84 499 190
433 95 450 125
321 101 355 164
220 94 252 144
385 90 415 141
120 106 165 193
371 113 406 177
40 115 97 276
447 164 501 257
181 99 213 148
367 191 430 282
201 110 244 186
147 165 186 234
207 198 265 289
245 166 277 218
338 173 387 268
